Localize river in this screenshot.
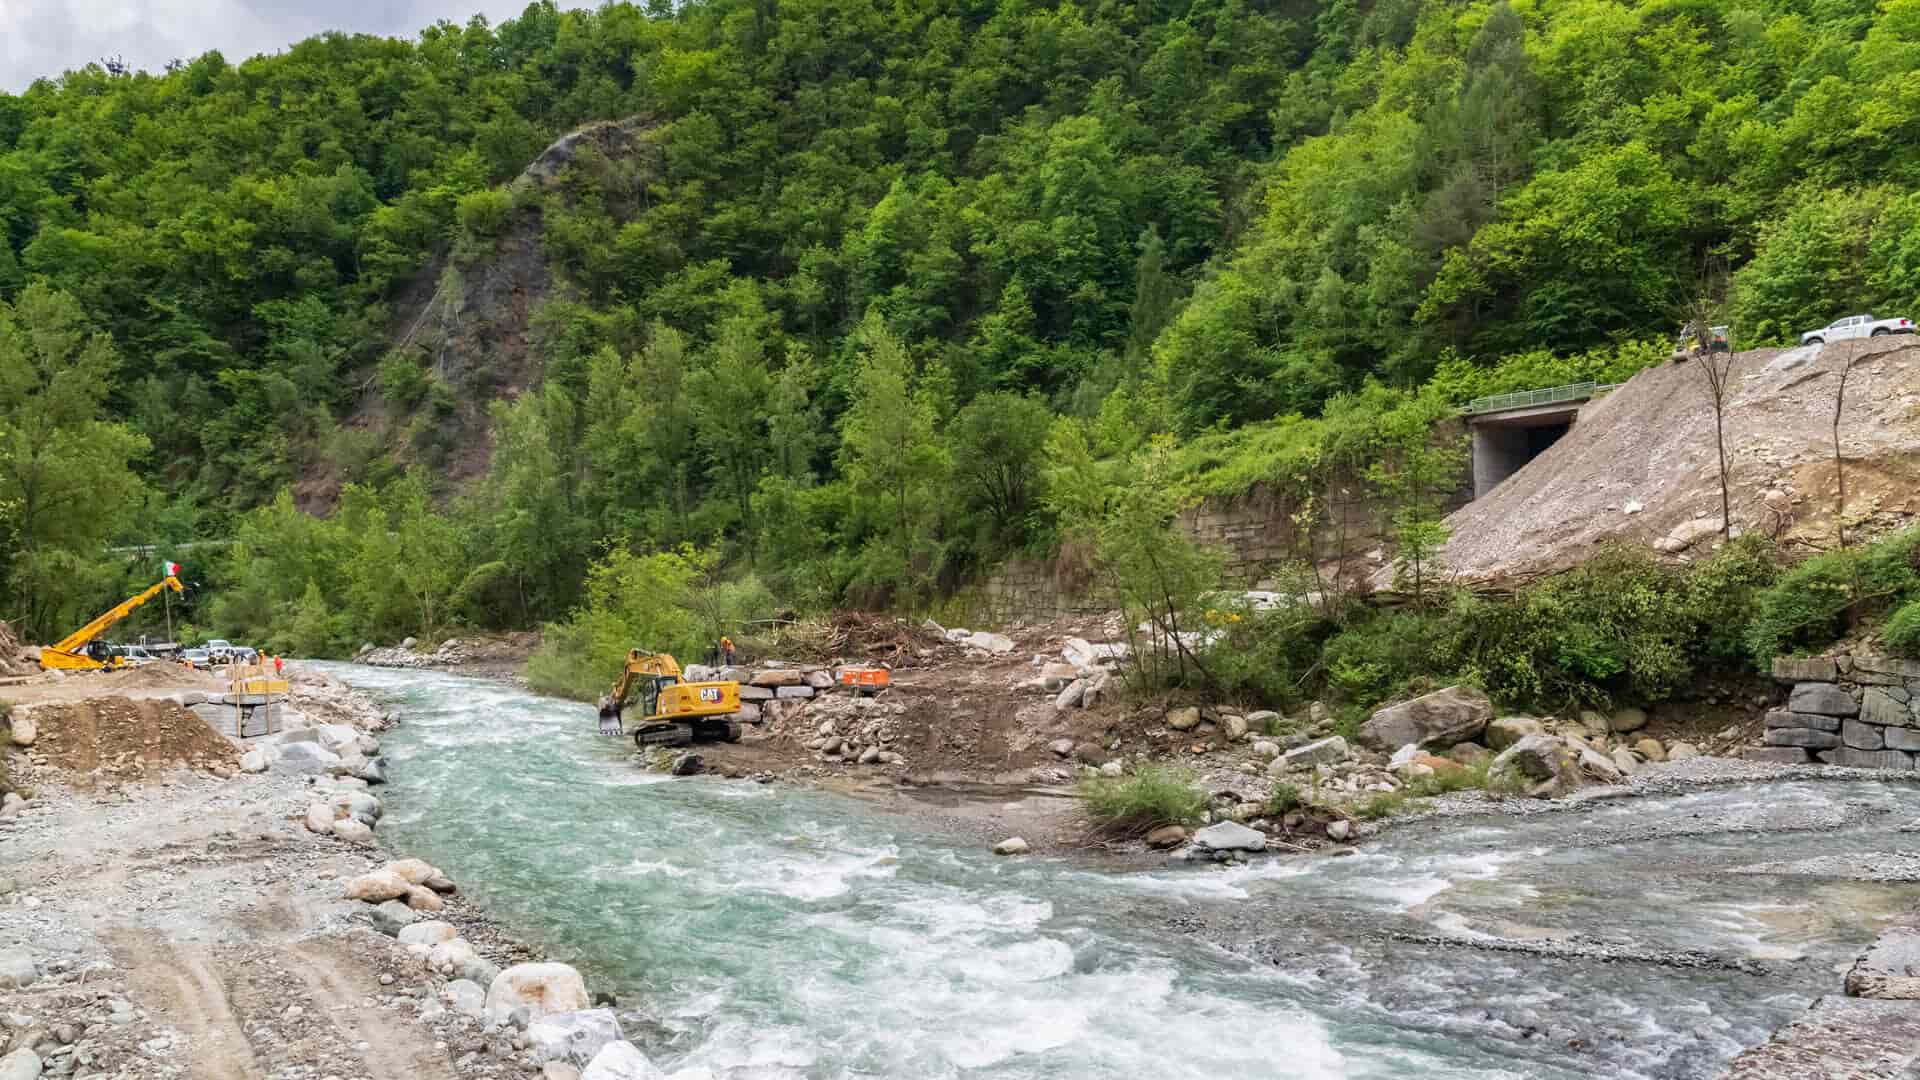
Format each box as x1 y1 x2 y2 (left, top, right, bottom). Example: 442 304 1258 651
329 665 1919 1079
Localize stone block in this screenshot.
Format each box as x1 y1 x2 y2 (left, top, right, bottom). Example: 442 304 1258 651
1886 727 1920 752
1854 656 1920 681
737 685 774 702
1766 708 1841 733
1742 746 1812 764
751 669 805 688
775 685 815 700
1847 928 1920 1000
1819 747 1916 769
1772 656 1837 683
1764 727 1842 749
1862 688 1912 728
1788 682 1860 718
1843 719 1887 750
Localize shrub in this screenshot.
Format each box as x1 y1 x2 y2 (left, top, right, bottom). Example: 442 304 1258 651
1746 526 1920 664
1078 765 1208 835
1265 782 1303 816
1884 599 1920 658
455 188 516 240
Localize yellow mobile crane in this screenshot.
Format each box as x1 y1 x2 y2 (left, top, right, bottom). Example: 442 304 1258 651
40 575 185 671
597 650 743 748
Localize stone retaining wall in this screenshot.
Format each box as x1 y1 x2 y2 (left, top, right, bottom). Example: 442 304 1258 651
1763 655 1920 769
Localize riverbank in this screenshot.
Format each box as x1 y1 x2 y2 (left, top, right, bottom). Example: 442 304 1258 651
0 669 610 1079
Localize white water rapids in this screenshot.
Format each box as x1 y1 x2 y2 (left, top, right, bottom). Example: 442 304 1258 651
329 665 1920 1079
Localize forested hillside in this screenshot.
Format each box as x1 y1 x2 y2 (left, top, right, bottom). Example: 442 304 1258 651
4 0 1920 653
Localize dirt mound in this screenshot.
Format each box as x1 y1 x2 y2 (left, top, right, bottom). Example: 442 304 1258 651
1434 339 1920 584
23 696 239 786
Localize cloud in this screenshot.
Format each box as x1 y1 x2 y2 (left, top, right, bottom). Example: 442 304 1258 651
1 1 535 93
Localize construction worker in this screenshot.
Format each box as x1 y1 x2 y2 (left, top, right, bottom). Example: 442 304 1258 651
273 655 284 677
721 636 736 667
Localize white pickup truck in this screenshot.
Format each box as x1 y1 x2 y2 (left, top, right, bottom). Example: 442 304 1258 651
1801 313 1914 345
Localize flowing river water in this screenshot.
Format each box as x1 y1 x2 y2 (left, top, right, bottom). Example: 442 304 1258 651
328 665 1920 1079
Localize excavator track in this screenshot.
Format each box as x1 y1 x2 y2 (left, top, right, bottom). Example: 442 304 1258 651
634 723 696 749
692 718 743 744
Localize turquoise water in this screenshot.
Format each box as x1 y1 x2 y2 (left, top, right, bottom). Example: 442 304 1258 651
330 665 1917 1079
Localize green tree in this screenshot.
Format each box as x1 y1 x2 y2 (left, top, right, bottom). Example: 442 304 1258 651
0 285 149 637
837 316 949 599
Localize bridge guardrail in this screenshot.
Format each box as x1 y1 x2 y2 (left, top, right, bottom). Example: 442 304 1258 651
1460 381 1622 416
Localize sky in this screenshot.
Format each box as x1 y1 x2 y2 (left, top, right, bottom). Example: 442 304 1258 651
1 0 536 92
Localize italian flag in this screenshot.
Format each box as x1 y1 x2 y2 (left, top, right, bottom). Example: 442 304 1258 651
166 561 181 577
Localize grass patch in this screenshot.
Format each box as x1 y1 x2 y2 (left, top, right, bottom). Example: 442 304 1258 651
1079 765 1208 836
0 707 13 797
1352 760 1494 820
1265 781 1305 816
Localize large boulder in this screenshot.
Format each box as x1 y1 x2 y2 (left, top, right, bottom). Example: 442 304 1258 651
1360 686 1492 750
387 859 441 885
581 1041 665 1080
962 631 1016 654
272 741 343 776
0 949 37 989
369 901 418 936
750 669 804 687
1272 735 1348 774
331 818 375 845
443 979 488 1018
0 1049 41 1080
1608 707 1648 733
398 920 461 947
1488 734 1583 798
528 1009 627 1068
343 869 412 904
1166 707 1201 731
7 713 35 747
487 963 591 1024
1190 821 1265 853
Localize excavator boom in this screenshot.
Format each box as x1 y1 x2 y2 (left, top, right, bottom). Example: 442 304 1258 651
40 576 185 671
596 649 742 748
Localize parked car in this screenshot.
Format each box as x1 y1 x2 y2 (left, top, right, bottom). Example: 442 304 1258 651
117 645 158 665
180 648 212 669
204 639 236 663
1800 314 1914 345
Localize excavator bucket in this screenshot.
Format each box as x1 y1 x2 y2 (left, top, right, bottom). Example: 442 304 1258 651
597 698 623 736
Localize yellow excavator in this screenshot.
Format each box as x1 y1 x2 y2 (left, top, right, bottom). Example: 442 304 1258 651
40 575 185 671
597 650 744 748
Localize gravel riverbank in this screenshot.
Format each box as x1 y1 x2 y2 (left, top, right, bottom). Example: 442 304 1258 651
0 670 615 1080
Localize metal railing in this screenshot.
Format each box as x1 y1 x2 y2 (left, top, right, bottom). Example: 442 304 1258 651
1460 380 1623 416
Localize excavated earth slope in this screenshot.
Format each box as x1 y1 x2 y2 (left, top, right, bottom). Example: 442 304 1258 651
1436 339 1920 585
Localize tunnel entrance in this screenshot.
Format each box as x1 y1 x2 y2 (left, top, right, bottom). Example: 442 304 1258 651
1470 415 1574 498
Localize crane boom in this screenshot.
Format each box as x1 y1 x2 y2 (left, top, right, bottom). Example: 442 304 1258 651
40 576 184 671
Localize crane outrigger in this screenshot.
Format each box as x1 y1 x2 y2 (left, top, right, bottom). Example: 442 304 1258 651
39 575 185 671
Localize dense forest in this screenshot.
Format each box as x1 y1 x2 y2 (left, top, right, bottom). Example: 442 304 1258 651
3 0 1920 666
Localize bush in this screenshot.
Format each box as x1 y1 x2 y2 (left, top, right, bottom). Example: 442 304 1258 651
1746 527 1920 664
455 188 516 240
1265 782 1303 815
1884 599 1920 658
1078 765 1208 835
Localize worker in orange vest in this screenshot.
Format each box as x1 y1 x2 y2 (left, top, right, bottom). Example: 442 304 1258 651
721 636 736 667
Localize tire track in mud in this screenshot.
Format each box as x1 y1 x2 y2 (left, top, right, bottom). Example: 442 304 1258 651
112 937 262 1080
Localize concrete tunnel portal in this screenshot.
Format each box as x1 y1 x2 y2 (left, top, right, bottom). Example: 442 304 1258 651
1462 385 1610 499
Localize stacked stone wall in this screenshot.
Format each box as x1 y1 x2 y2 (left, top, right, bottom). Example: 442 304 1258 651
1763 655 1920 768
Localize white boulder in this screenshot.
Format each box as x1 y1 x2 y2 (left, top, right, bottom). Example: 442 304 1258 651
581 1041 665 1080
528 1008 627 1068
487 963 591 1024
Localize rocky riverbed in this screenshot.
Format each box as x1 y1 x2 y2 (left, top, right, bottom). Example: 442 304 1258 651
0 669 678 1079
